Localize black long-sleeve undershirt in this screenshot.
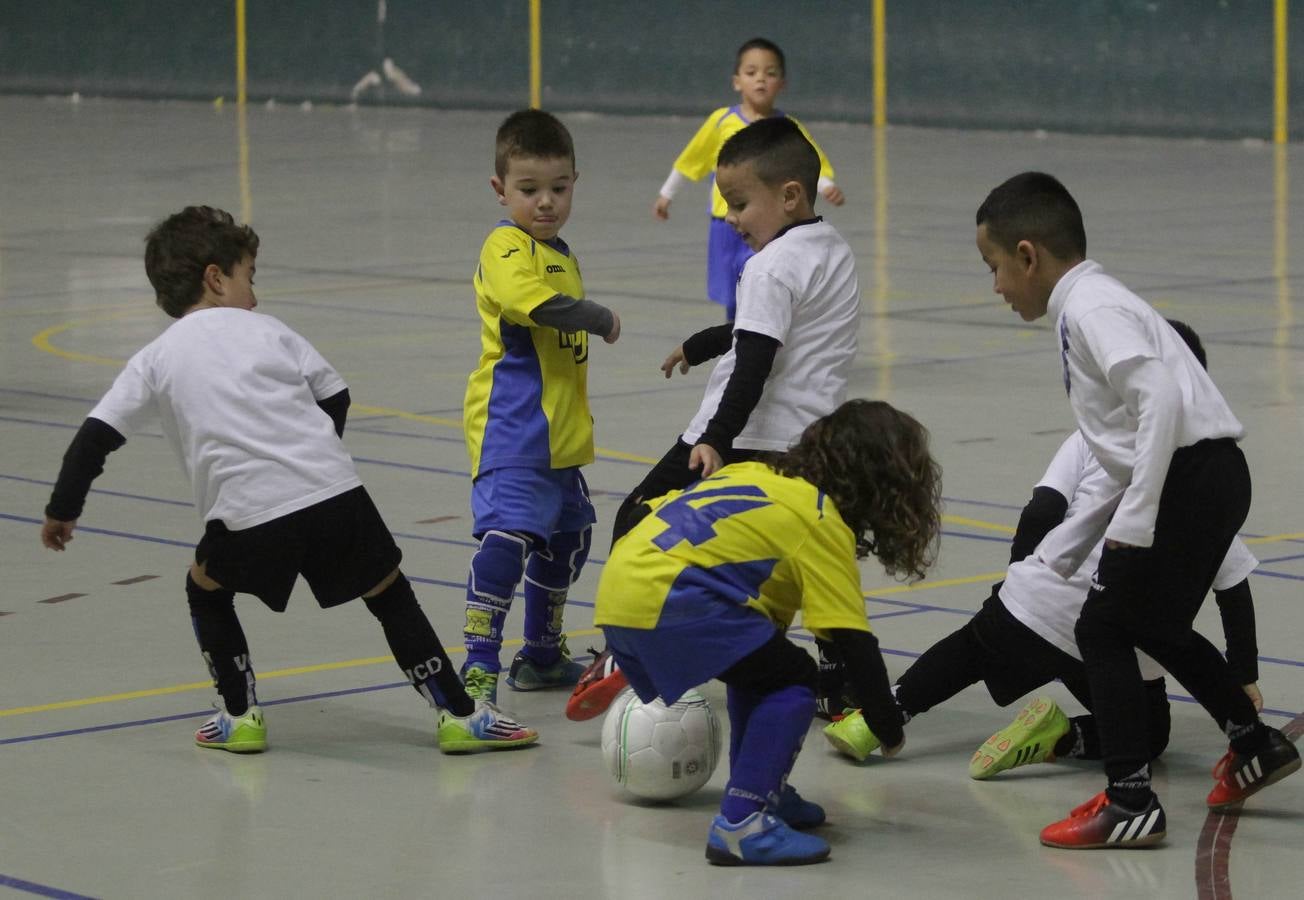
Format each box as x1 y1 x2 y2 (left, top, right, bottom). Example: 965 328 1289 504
697 330 781 455
826 628 904 749
1008 485 1069 565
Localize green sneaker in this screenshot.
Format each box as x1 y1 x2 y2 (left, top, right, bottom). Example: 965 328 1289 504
461 662 499 704
970 696 1069 780
194 705 267 753
438 700 539 754
822 709 881 762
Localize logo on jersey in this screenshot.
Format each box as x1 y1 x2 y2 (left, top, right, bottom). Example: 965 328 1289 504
546 264 566 274
501 248 520 258
559 329 588 363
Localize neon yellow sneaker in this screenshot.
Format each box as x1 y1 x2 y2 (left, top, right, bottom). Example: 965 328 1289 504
970 696 1069 780
194 705 267 753
438 700 539 754
822 709 881 762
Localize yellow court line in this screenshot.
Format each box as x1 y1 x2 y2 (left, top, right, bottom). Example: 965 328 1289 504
31 312 149 366
1244 531 1304 545
1 630 604 719
942 515 1015 535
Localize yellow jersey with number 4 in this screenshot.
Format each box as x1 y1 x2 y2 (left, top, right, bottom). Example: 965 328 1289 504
594 461 872 640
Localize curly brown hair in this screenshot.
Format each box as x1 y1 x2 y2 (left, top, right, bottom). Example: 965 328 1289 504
764 399 942 581
144 206 259 318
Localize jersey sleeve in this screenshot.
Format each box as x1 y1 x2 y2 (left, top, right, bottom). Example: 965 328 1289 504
477 229 559 325
790 514 869 636
732 270 794 344
87 352 159 437
1213 537 1258 590
671 109 730 181
789 117 835 182
1036 432 1090 499
1075 305 1159 375
277 319 347 401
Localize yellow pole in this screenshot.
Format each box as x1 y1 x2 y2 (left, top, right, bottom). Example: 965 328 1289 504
236 0 247 105
1274 0 1288 144
529 0 542 108
235 0 252 222
872 0 887 127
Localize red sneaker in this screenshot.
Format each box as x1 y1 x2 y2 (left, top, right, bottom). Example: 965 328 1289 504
564 647 629 721
1039 791 1166 849
1206 727 1301 812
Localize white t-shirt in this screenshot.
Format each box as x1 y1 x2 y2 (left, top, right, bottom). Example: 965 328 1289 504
1001 431 1257 679
89 308 362 530
682 219 859 451
1046 260 1244 549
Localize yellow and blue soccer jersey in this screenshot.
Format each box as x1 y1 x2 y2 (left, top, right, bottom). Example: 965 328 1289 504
594 461 871 640
672 107 836 219
464 221 593 478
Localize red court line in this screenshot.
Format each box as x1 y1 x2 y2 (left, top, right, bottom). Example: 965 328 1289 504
1195 711 1304 899
110 575 158 585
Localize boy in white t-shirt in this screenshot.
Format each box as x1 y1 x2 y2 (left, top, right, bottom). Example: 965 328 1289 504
566 116 860 721
40 206 537 756
823 322 1264 783
975 172 1298 849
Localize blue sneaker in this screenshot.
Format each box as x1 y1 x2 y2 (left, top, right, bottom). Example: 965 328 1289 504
705 811 831 866
772 784 826 829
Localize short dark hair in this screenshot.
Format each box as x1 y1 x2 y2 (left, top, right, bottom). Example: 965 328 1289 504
717 117 819 201
494 109 575 179
1166 318 1208 370
976 171 1086 261
144 206 259 318
735 37 785 75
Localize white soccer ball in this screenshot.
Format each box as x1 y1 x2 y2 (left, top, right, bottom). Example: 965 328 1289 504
601 688 723 801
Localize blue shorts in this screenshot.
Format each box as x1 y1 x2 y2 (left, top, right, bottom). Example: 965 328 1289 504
706 216 753 319
602 603 778 705
471 466 596 544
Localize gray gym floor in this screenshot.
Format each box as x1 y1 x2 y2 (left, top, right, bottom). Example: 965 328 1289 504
1 95 1300 898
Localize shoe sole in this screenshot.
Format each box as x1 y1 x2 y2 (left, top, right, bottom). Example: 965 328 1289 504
195 738 267 754
970 699 1066 780
439 733 539 754
1208 755 1302 812
705 845 830 866
1040 829 1166 850
564 673 630 721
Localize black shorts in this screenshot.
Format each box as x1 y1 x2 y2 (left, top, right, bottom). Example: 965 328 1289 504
195 487 402 612
971 589 1094 708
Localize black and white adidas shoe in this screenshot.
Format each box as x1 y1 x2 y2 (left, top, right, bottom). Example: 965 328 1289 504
1206 727 1301 812
1040 791 1166 849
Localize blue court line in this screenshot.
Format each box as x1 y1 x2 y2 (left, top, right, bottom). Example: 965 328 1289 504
1258 552 1304 565
0 387 98 405
0 474 192 508
0 874 98 900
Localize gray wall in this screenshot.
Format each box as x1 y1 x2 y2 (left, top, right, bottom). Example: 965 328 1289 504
1 1 1299 139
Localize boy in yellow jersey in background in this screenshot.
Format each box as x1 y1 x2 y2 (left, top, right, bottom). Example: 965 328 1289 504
460 110 621 705
595 400 943 865
652 37 845 320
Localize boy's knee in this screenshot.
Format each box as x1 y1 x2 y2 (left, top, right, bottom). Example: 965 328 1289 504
527 528 591 589
470 530 531 601
188 561 224 592
186 571 234 614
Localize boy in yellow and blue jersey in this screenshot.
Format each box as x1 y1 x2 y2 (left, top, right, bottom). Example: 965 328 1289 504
461 110 622 704
652 37 844 320
595 400 943 866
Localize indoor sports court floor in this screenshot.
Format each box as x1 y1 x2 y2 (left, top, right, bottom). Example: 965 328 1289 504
1 95 1301 898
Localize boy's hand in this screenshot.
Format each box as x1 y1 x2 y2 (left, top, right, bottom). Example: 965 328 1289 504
882 736 905 758
1243 682 1264 712
661 345 691 378
821 185 846 207
688 443 722 477
41 516 77 551
652 196 672 220
603 312 621 344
